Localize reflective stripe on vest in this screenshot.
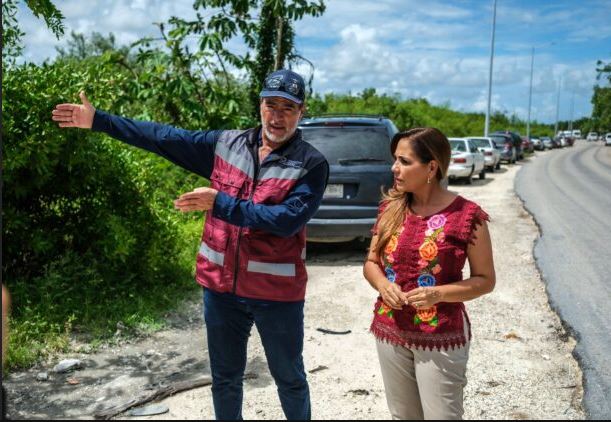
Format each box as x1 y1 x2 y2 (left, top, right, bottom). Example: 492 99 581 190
215 138 255 177
199 242 225 266
247 260 296 277
258 165 308 181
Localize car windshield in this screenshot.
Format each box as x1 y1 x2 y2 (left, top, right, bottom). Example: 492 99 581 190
300 126 391 164
469 138 490 148
449 140 467 152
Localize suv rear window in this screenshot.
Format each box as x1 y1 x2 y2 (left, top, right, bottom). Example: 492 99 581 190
300 126 391 164
490 135 509 145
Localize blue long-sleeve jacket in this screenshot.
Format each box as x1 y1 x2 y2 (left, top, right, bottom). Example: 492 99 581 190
92 110 328 237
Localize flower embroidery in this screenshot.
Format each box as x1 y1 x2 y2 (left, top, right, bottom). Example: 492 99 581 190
417 274 436 287
384 235 399 255
418 241 438 261
377 302 393 318
378 227 403 319
427 214 447 230
415 305 438 324
413 214 446 332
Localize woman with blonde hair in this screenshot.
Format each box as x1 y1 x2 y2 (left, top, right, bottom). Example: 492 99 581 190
363 128 496 420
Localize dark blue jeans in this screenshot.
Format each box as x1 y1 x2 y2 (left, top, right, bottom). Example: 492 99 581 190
203 288 310 420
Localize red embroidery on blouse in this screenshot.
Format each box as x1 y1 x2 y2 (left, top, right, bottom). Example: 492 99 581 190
370 196 489 351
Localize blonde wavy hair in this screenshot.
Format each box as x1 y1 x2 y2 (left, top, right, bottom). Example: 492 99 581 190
373 127 451 260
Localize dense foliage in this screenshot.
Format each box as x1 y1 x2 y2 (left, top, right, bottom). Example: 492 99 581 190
2 56 204 367
587 61 611 134
307 88 556 138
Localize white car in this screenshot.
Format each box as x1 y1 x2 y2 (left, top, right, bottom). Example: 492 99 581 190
605 133 611 146
467 137 501 172
559 136 568 147
586 132 598 142
448 138 486 184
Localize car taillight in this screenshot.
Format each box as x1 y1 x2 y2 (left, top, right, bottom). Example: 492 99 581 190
453 157 466 163
484 151 493 156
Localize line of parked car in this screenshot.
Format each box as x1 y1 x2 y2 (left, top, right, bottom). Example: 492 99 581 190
299 114 597 243
586 131 611 146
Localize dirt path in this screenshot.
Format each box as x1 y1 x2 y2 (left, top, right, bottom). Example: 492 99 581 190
4 159 585 420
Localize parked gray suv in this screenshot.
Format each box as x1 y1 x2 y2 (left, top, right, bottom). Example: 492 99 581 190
300 115 399 242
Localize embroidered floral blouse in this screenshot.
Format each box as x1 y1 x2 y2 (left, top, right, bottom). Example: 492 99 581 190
370 195 489 351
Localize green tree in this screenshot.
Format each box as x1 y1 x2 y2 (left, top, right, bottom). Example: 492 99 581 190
160 0 324 119
2 0 65 65
56 31 131 60
307 89 555 137
590 60 611 132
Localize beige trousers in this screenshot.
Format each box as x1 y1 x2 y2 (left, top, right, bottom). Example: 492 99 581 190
376 327 470 420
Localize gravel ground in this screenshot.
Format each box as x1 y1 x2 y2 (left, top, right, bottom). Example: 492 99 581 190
3 159 585 420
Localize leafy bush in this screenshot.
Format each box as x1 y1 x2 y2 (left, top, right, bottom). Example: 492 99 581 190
2 56 210 367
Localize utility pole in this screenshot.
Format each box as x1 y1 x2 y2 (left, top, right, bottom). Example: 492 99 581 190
554 77 561 137
526 46 534 140
569 89 575 132
526 42 555 139
484 0 497 137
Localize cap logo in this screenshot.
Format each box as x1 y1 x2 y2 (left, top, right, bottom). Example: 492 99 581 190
266 76 282 89
260 70 305 103
287 81 300 95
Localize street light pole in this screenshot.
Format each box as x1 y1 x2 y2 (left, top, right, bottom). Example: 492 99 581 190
554 77 561 137
526 42 555 140
484 0 497 137
569 89 575 132
526 46 534 140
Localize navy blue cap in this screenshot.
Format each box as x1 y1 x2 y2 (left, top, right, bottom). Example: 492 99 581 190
260 69 306 104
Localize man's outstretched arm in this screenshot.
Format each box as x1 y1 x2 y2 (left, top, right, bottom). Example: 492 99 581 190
52 91 219 179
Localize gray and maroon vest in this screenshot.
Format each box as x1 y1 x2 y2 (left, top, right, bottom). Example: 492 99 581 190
196 127 322 301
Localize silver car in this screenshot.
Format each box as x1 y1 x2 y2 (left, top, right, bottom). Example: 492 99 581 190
467 137 501 172
448 138 486 184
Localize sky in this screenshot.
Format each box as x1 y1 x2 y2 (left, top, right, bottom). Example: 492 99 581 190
16 0 611 125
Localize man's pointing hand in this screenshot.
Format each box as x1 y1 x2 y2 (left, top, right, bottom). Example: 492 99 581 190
52 91 95 129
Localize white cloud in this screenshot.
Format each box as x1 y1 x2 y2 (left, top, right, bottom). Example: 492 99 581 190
14 0 608 123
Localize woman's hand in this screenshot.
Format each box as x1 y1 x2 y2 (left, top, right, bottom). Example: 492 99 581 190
378 282 406 310
404 286 442 309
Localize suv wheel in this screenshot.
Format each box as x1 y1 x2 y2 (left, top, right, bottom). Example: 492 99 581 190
479 169 486 180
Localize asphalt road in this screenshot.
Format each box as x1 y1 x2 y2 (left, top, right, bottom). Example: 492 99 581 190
515 140 611 419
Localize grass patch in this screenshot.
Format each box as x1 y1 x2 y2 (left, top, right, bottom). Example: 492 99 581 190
4 218 203 371
5 273 200 371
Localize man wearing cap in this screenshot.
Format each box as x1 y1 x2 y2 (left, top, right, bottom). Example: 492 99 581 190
52 69 328 420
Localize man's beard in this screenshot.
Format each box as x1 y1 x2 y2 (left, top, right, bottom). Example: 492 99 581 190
263 123 297 145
